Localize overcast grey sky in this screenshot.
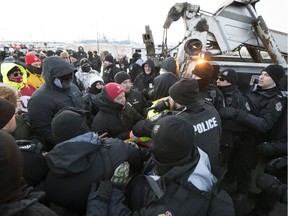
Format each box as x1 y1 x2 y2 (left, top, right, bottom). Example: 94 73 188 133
1 0 287 45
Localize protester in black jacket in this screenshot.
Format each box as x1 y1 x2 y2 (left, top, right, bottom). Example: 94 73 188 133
39 107 148 215
0 130 57 216
91 82 145 140
76 46 87 61
133 59 159 100
114 71 149 116
128 52 143 82
27 56 85 151
102 55 121 84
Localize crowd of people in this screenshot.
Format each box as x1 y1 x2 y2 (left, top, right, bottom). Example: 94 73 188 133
0 44 287 216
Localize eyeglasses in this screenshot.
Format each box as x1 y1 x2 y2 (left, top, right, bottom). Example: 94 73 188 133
218 77 225 81
10 71 23 77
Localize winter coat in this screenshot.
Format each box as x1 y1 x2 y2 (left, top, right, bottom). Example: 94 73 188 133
197 84 225 111
102 64 121 84
133 100 222 166
239 86 287 142
17 140 49 188
126 89 148 116
27 57 85 151
218 85 251 148
41 132 146 214
1 62 36 115
75 69 100 93
86 148 234 216
133 59 159 100
152 72 178 100
0 185 57 216
91 89 145 140
129 58 143 82
26 70 45 89
0 130 57 216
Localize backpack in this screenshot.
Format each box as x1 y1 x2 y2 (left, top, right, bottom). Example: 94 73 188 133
129 162 235 216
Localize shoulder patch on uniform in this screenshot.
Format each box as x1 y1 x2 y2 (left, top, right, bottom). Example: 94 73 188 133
153 124 160 134
158 211 173 216
275 102 283 111
245 102 251 111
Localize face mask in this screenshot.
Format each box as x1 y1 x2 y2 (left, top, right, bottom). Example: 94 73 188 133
54 78 72 90
27 65 42 75
81 66 91 72
10 77 23 83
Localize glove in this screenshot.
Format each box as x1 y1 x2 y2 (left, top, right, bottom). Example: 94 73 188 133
218 107 237 119
235 109 247 121
153 98 170 113
257 141 287 157
110 162 130 186
255 173 281 192
265 156 287 175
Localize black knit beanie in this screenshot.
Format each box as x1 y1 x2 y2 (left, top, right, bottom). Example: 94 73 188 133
159 57 177 74
80 58 91 66
0 98 15 129
52 107 91 143
219 69 238 85
192 62 213 89
152 115 195 164
262 64 285 85
114 71 131 84
169 78 199 105
104 55 114 64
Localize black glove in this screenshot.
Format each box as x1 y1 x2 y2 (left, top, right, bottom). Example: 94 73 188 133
257 141 287 157
218 107 237 119
256 173 281 192
154 99 169 113
265 156 287 175
235 109 247 121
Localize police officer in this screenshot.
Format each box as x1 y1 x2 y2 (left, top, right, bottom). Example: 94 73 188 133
216 69 256 201
191 62 224 110
219 64 287 203
132 78 222 166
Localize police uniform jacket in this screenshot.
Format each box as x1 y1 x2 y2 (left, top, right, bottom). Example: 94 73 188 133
238 86 286 141
133 100 222 166
218 85 251 148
